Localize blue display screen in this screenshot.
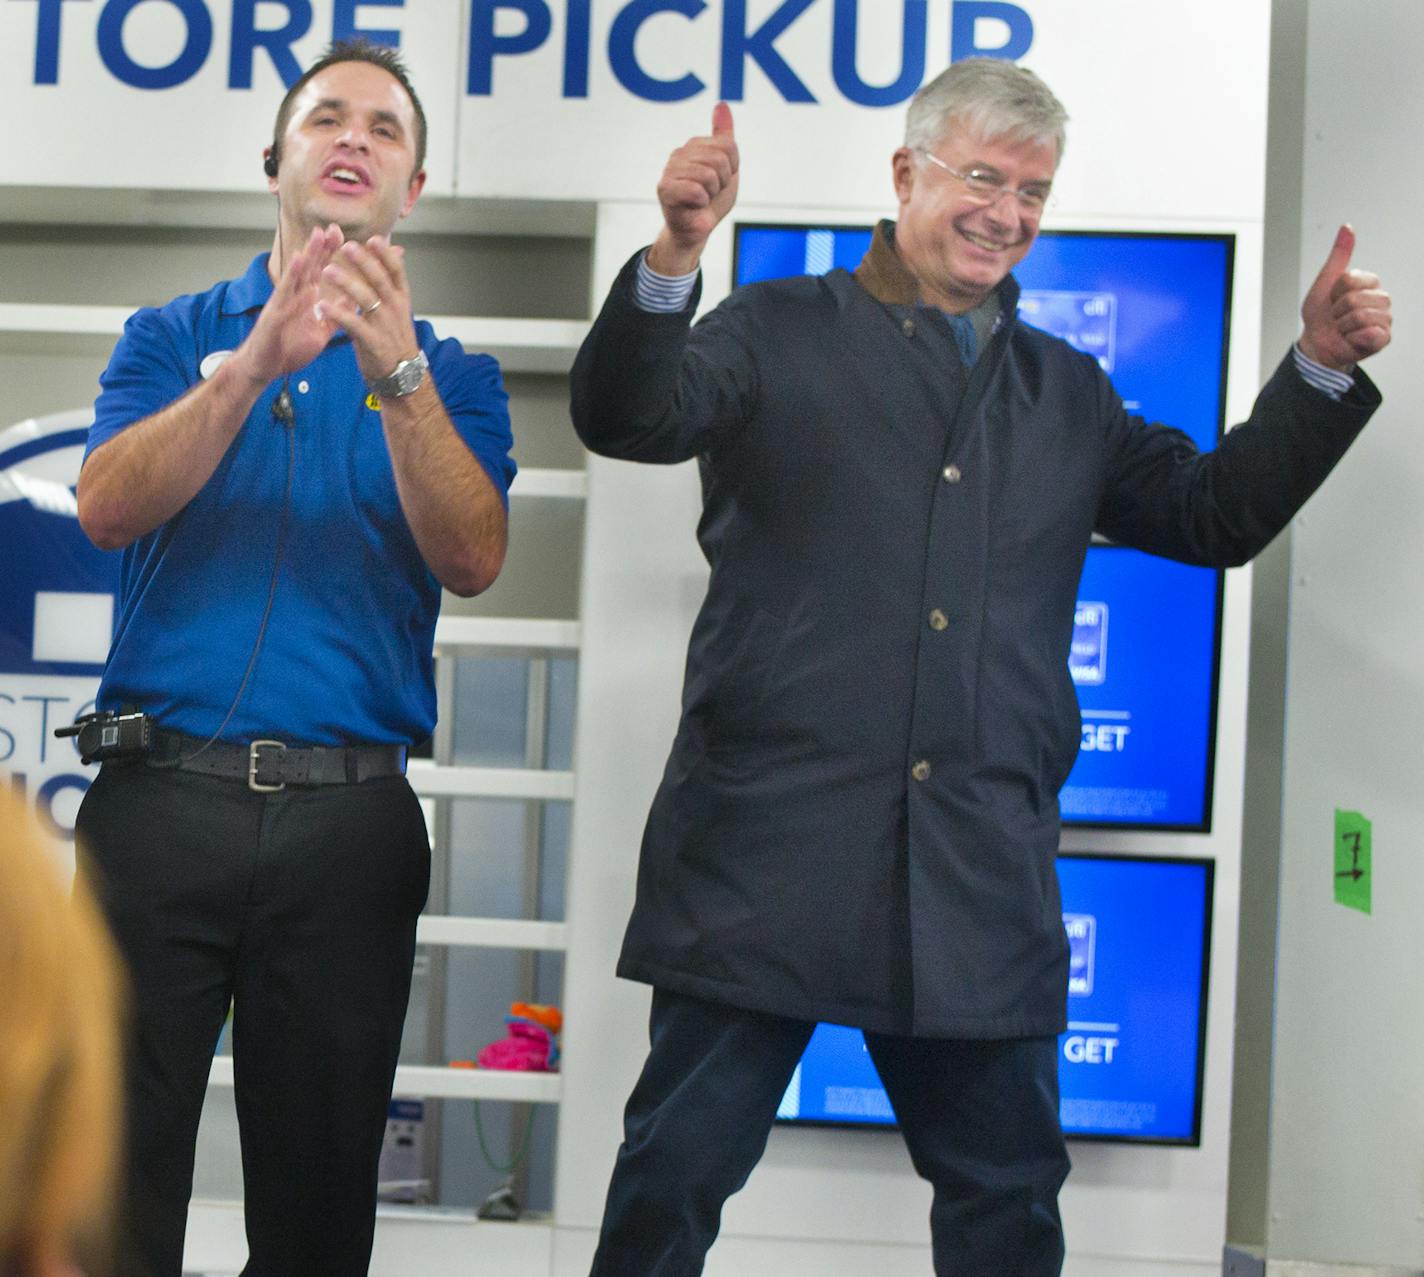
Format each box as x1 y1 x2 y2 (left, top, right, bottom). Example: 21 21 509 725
734 223 874 284
1064 547 1221 828
732 223 1230 831
733 227 1231 457
1013 234 1231 452
776 854 1214 1145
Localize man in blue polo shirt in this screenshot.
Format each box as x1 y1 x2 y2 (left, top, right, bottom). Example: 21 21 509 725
72 40 514 1277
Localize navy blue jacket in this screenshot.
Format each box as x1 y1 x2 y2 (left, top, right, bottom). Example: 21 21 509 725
571 227 1379 1038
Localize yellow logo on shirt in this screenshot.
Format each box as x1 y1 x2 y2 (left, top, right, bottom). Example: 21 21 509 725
365 392 382 411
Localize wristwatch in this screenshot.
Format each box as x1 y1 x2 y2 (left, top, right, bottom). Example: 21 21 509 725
369 349 429 399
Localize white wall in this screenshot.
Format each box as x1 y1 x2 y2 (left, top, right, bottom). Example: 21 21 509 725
1263 0 1423 1267
1228 0 1309 1248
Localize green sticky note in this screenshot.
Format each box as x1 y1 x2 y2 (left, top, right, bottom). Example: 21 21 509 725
1334 809 1372 914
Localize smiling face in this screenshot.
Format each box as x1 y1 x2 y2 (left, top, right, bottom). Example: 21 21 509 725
268 59 426 246
891 123 1058 314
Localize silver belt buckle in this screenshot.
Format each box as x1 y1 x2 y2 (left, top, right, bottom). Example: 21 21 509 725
248 740 286 793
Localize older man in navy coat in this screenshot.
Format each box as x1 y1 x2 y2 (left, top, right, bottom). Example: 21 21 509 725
570 58 1391 1276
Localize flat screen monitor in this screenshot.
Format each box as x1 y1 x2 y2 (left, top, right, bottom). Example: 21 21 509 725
732 223 1231 831
732 224 1231 453
775 853 1215 1145
1064 545 1222 829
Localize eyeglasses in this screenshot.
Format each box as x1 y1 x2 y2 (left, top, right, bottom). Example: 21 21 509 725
917 149 1052 215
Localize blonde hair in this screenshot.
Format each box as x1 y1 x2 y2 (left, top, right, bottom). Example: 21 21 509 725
0 790 124 1274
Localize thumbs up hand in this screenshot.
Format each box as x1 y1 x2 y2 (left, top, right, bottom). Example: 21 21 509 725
648 102 740 276
1299 225 1392 371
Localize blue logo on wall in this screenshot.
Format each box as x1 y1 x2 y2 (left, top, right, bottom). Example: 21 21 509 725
0 410 117 840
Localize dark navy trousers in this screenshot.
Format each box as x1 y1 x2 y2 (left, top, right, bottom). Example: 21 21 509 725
590 988 1070 1276
76 760 430 1277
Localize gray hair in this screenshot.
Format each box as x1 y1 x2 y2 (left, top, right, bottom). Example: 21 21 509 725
905 58 1068 161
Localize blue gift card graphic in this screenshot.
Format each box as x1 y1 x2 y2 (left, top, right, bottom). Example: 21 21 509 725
1064 913 1097 997
1018 290 1117 372
1070 600 1109 686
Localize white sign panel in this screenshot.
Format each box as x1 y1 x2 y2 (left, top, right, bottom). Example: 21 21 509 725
3 0 463 196
457 0 1270 218
4 1 1268 219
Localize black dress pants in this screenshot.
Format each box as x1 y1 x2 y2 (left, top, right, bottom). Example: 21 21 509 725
589 988 1071 1277
76 761 430 1277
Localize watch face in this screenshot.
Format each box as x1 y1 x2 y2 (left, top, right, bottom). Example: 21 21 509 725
377 351 427 398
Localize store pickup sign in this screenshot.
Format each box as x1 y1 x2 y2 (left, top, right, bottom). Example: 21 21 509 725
0 0 1037 204
466 0 1032 102
17 0 1033 99
2 0 1269 219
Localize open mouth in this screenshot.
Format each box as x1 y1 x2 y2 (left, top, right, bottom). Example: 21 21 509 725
322 163 370 190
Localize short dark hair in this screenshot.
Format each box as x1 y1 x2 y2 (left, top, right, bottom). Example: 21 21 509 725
269 38 427 174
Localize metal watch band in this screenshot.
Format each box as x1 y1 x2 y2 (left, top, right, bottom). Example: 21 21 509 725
369 349 429 399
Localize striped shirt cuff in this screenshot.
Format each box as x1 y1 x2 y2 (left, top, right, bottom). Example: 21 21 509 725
1292 344 1354 401
634 252 699 313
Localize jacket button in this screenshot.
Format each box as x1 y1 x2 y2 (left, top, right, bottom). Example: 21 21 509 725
901 318 915 337
942 464 962 483
928 608 949 631
911 759 931 782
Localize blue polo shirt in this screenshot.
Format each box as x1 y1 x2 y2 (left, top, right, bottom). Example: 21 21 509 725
87 253 516 745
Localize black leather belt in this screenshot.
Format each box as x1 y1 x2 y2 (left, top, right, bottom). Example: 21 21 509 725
149 732 407 793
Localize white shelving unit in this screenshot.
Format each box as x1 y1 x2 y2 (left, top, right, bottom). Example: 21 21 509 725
207 1055 562 1104
404 410 584 1135
434 616 581 652
509 467 588 499
408 760 575 801
416 915 567 951
0 301 134 335
428 316 587 374
0 302 587 376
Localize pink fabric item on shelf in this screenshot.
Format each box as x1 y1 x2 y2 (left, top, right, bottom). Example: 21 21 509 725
476 1020 556 1071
